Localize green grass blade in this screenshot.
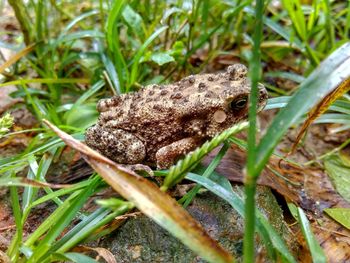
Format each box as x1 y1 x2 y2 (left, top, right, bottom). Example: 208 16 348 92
100 50 121 94
7 173 23 262
315 113 350 124
0 133 84 169
26 177 101 262
245 6 303 51
31 181 89 207
180 143 230 208
54 205 131 253
0 78 89 88
346 0 350 37
64 102 99 129
60 10 99 36
297 207 327 263
49 252 99 263
106 0 127 90
21 155 37 212
281 0 306 40
264 97 290 110
57 30 104 43
7 0 34 44
323 0 335 50
122 4 145 39
128 25 168 90
75 80 105 104
24 190 81 247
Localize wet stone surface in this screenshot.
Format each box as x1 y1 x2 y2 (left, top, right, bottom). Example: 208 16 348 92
97 188 294 263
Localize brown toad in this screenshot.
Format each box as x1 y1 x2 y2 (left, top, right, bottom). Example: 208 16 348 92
85 64 268 169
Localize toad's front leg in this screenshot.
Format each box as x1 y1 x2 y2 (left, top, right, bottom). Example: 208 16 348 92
155 137 202 169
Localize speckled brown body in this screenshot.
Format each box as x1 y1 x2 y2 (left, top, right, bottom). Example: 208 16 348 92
85 64 268 169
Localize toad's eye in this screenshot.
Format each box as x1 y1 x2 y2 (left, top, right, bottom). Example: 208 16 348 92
230 96 248 110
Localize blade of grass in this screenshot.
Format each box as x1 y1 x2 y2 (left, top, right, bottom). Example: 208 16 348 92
346 0 350 38
31 181 90 207
180 142 230 208
7 173 23 262
264 96 290 110
34 0 45 41
281 0 306 41
56 30 105 43
244 6 303 51
106 0 127 91
0 78 90 88
49 252 99 263
100 49 121 94
26 176 102 263
128 25 168 90
0 177 69 188
323 0 335 50
122 4 145 40
324 208 350 230
24 188 86 247
21 155 37 212
53 205 131 254
60 10 99 36
297 207 327 263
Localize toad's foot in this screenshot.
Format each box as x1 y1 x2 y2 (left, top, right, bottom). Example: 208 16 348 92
121 164 154 177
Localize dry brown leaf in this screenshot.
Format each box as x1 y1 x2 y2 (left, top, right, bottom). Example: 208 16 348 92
0 43 37 75
291 77 350 153
2 177 72 189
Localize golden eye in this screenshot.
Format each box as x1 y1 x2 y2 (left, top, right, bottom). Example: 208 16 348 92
230 96 248 110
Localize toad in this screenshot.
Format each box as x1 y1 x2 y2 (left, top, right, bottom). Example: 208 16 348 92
85 64 268 169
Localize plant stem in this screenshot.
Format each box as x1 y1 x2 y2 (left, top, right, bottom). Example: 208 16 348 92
244 0 264 261
8 0 34 45
243 178 257 263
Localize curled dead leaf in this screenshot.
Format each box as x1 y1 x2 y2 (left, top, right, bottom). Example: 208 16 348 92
290 77 350 154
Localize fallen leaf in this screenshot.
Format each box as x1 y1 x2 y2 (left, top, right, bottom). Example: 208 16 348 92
0 43 37 75
324 208 350 230
290 77 350 153
324 154 350 203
